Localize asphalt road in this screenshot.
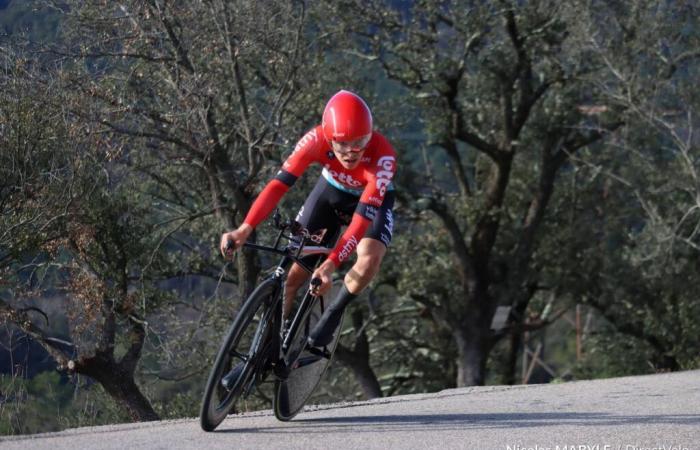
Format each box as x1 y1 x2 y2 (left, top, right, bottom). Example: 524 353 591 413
2 370 698 450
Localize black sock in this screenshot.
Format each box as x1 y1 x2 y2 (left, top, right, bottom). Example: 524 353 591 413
308 284 358 346
328 284 358 313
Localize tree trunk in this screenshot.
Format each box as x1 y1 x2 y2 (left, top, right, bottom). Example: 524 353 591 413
453 327 490 386
333 309 383 399
452 288 495 387
239 243 261 298
79 355 159 422
99 373 160 422
502 331 522 385
335 345 383 399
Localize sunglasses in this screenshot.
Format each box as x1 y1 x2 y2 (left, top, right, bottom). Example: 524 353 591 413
331 134 371 154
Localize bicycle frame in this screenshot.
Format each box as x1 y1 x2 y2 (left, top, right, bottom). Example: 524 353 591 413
239 220 332 379
242 242 330 276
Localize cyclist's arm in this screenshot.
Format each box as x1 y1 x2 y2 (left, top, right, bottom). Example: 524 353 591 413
326 214 372 267
241 179 290 229
311 213 371 294
311 196 378 290
242 127 321 229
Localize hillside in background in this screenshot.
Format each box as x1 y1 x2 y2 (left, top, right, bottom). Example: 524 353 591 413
0 1 61 42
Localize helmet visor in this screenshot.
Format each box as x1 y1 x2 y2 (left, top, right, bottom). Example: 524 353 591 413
331 134 371 154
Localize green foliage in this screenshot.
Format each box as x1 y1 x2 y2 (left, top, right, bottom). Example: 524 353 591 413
0 372 127 435
573 332 657 380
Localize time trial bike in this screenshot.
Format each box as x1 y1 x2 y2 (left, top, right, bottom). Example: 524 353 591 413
200 214 343 431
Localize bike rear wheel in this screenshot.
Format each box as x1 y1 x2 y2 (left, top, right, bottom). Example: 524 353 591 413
200 278 279 431
273 280 343 421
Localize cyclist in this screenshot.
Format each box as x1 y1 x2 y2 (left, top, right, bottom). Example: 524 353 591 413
220 89 396 353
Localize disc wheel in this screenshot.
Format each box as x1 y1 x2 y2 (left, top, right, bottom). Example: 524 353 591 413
273 281 343 421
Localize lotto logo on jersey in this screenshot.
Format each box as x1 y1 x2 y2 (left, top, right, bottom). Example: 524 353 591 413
324 165 363 187
375 156 395 195
377 156 395 171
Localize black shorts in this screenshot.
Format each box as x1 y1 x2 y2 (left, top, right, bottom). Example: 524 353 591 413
295 177 395 249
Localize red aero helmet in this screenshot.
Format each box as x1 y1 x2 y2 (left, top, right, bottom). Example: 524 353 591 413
322 90 373 144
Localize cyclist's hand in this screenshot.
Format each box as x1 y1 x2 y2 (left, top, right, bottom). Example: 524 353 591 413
310 260 335 297
220 224 253 259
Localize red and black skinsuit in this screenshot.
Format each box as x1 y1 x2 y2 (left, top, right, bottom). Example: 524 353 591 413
243 125 397 267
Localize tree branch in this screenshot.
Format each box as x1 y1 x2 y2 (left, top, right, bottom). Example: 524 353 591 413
425 197 477 288
0 299 73 368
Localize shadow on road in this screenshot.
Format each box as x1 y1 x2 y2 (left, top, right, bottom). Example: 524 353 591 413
216 412 700 434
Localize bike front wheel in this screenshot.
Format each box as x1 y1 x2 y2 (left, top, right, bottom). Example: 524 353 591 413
200 278 279 431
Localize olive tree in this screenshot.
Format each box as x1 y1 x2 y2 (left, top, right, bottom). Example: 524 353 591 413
54 0 320 296
323 0 626 386
556 0 700 372
0 45 165 421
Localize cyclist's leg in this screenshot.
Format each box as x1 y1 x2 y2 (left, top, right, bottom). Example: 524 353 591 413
307 240 386 347
284 263 308 318
345 190 395 293
308 192 395 346
283 178 342 317
344 238 387 293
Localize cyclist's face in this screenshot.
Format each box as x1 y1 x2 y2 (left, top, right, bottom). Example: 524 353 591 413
331 135 370 169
